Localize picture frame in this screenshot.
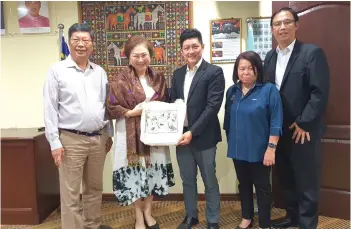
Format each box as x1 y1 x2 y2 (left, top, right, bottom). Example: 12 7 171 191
246 17 272 60
209 18 242 64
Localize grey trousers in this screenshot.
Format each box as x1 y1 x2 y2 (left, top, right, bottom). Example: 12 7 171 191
176 145 220 223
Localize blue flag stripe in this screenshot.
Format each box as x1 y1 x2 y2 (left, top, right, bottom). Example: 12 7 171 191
61 36 70 60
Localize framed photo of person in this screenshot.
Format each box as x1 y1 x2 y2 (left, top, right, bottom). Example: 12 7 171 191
18 1 50 34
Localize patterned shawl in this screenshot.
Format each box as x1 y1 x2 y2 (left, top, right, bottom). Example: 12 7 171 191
107 66 166 165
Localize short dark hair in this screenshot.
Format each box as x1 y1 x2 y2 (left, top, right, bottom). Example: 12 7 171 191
232 51 263 83
124 35 154 59
270 7 299 26
68 23 94 40
179 28 203 48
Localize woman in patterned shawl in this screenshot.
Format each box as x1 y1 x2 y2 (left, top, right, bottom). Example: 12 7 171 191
107 35 175 229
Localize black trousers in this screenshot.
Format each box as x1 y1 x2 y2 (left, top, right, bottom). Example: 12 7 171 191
275 129 322 229
233 160 272 228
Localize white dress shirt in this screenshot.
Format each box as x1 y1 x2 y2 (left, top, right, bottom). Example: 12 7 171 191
183 58 203 126
43 55 113 150
275 39 296 90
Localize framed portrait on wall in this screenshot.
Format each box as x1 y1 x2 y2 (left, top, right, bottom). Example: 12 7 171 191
17 1 50 34
210 18 242 64
79 1 193 85
247 17 272 60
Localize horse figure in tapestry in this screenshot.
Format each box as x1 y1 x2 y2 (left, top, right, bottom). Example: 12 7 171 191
121 7 136 30
108 42 122 66
106 13 118 31
137 5 145 13
134 12 146 30
151 5 164 29
154 40 161 47
106 7 136 31
154 45 165 64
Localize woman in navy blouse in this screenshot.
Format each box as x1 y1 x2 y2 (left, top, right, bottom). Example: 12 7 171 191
224 51 283 229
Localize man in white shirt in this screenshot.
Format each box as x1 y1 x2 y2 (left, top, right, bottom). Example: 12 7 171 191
43 23 113 229
264 8 329 229
170 29 225 229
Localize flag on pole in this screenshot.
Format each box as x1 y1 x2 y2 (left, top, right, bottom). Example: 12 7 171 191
247 22 255 51
60 36 70 60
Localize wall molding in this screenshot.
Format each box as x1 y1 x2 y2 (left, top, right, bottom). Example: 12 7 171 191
102 193 241 202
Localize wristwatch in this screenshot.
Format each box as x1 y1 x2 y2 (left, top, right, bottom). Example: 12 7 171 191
268 143 277 149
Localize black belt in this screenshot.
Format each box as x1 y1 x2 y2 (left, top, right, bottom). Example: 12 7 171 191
61 128 101 136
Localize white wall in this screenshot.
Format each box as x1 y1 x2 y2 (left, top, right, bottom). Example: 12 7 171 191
1 1 78 129
259 0 273 17
1 1 272 194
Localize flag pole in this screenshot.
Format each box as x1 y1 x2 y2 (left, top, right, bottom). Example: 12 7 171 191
57 23 64 60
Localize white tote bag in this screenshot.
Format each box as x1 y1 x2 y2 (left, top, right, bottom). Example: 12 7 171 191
140 100 186 146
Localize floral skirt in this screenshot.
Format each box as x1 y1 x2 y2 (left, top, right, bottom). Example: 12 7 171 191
113 118 175 206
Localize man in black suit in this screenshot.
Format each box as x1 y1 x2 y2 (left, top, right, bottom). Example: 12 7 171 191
170 29 225 229
264 7 330 229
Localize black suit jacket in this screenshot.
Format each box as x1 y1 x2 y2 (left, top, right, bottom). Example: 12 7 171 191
264 40 330 133
170 60 225 150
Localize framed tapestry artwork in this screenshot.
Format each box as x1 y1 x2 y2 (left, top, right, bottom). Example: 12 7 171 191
79 1 193 85
210 18 242 64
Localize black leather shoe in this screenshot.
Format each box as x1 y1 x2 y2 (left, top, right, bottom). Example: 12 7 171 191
207 222 219 229
146 222 160 229
144 215 160 229
177 216 199 229
271 216 298 228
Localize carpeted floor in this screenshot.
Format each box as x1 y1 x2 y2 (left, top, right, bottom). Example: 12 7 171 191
1 201 350 229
